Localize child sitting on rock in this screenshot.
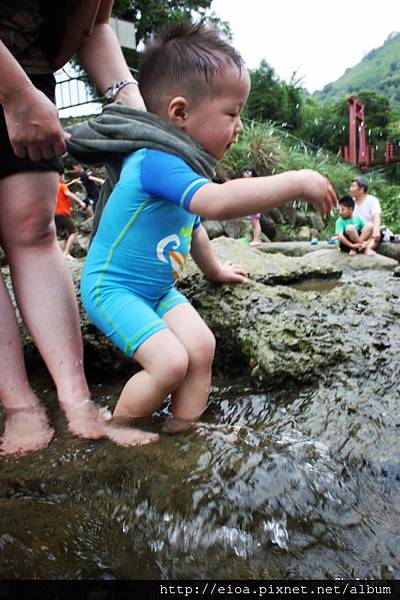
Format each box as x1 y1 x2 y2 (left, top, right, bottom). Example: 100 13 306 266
76 22 336 445
335 195 375 256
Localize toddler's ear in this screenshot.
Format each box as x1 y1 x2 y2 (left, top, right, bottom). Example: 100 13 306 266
167 96 189 129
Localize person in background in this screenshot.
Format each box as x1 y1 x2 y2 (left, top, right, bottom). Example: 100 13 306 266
242 167 262 246
335 195 374 256
350 176 382 254
71 161 104 215
55 174 86 259
0 0 149 455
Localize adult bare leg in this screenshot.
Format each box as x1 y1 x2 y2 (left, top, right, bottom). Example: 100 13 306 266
0 171 156 447
0 275 54 454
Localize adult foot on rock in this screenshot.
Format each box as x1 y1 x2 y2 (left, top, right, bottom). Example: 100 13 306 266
0 406 54 456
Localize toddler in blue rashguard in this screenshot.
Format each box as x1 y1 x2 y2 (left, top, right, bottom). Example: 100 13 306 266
81 22 336 445
81 148 212 358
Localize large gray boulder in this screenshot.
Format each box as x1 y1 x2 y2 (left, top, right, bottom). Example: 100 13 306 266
7 236 398 372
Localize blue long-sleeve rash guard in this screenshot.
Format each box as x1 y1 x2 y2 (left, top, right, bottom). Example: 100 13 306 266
80 149 211 356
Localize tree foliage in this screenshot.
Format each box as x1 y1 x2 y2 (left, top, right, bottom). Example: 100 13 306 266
244 60 303 130
112 0 230 48
110 0 231 70
297 90 393 153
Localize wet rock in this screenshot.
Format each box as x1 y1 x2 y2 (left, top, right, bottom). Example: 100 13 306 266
259 241 400 266
73 234 90 258
202 219 225 239
378 241 400 261
7 236 398 376
181 237 341 286
300 248 398 271
260 216 276 239
294 211 307 227
297 226 311 241
306 212 325 231
268 207 284 224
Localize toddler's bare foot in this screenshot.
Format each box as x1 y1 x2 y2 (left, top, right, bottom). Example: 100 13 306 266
249 240 261 247
162 417 196 434
364 248 377 256
0 406 54 456
349 249 357 256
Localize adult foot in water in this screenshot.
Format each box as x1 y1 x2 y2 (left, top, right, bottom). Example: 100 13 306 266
0 406 55 455
63 400 159 446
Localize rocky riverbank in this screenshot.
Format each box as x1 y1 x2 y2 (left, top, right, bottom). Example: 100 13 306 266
1 236 400 579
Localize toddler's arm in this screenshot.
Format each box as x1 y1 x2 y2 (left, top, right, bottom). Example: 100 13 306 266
190 169 336 219
191 225 247 283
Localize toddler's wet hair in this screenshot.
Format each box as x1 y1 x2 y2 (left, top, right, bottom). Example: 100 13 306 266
138 21 245 113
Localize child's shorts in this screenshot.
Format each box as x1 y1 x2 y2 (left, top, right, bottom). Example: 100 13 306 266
55 213 76 239
81 284 188 358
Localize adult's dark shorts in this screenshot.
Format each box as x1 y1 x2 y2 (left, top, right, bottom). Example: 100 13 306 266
0 73 63 179
55 213 76 239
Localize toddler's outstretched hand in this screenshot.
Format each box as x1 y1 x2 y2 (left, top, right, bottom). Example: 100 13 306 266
298 169 337 217
212 260 248 284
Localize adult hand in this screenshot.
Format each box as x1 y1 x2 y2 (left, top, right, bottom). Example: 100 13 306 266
2 85 69 160
298 169 337 218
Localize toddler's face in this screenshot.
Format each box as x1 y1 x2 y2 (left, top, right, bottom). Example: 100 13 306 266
183 66 250 159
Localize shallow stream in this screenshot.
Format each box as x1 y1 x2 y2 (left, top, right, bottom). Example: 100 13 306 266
1 368 399 580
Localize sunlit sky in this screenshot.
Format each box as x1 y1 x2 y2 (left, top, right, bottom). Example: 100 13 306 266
211 0 399 92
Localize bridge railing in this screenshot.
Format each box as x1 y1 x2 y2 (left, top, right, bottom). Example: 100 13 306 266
339 141 400 167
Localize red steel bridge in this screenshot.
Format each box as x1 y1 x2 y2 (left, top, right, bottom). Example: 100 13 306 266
338 96 400 169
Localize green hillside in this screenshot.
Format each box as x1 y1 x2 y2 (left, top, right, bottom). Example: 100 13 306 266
315 31 400 103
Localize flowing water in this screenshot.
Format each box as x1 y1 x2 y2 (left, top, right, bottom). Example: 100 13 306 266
0 368 399 580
